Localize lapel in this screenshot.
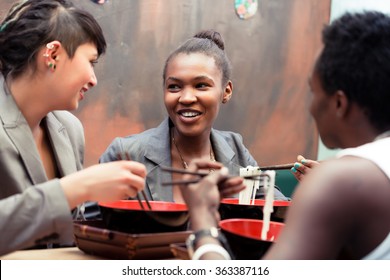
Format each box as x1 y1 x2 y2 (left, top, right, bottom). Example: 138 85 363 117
0 82 47 184
210 128 235 165
143 118 173 201
0 77 78 183
45 112 78 177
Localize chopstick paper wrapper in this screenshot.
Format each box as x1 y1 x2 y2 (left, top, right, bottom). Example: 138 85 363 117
239 166 261 205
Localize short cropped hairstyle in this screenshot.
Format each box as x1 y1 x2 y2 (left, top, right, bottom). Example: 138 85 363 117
163 29 232 87
0 0 106 79
316 11 390 131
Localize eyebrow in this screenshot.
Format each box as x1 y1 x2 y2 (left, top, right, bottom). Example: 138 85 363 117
165 77 181 83
166 75 214 83
193 75 214 83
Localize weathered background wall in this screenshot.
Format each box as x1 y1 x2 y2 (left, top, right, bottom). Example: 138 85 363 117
0 0 331 167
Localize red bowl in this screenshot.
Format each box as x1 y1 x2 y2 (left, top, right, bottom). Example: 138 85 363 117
219 198 290 222
99 200 189 234
219 218 284 259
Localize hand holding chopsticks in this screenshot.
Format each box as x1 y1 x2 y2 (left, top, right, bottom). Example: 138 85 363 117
290 155 321 182
117 152 152 210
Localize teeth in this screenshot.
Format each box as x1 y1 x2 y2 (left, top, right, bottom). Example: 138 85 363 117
180 111 200 117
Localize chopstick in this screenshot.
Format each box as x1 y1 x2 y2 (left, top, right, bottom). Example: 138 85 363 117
257 163 295 170
160 166 209 177
118 152 152 210
160 165 265 186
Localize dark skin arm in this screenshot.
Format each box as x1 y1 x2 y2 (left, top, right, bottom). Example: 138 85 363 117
179 159 245 259
180 157 390 259
265 157 390 259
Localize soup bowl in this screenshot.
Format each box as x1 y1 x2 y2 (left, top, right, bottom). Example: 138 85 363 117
219 218 284 259
219 198 290 222
99 200 189 234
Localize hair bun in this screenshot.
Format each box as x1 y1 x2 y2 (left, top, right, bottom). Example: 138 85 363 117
194 29 225 50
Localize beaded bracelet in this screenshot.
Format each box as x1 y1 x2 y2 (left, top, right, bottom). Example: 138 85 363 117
192 243 232 260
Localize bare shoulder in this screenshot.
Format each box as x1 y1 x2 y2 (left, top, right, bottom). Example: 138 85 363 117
294 156 389 205
289 155 390 240
265 156 390 259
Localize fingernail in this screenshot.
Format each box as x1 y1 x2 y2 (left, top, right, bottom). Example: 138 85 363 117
291 167 297 173
301 159 307 164
294 163 301 169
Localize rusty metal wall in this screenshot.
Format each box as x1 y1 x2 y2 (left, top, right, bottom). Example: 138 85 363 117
0 0 330 167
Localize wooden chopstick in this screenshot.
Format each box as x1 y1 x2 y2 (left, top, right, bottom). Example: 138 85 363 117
161 175 264 186
160 165 266 186
257 163 295 170
118 152 152 210
161 165 263 179
161 178 205 186
160 165 209 177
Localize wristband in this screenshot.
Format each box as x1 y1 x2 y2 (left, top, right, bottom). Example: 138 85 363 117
192 244 231 260
186 227 219 257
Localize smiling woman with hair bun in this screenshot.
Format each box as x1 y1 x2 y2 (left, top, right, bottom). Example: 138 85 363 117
100 29 287 205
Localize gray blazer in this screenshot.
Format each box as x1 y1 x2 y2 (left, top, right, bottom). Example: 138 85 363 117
0 77 84 252
0 76 84 199
0 179 73 256
100 118 286 201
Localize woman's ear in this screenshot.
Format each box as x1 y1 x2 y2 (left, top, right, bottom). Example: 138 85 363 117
335 90 349 118
222 80 233 104
42 40 61 71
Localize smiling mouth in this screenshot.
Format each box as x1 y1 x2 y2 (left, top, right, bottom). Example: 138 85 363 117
177 109 202 118
178 111 201 118
79 89 86 100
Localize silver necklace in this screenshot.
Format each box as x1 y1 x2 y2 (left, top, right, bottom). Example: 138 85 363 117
171 129 215 170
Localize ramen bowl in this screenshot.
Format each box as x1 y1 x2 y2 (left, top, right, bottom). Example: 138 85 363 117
219 218 284 260
99 200 189 234
219 198 290 222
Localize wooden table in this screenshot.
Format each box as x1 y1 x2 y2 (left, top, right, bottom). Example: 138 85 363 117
0 247 104 260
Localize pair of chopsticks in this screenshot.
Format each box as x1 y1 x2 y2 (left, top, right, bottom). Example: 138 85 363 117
257 163 295 170
160 165 265 186
117 153 152 210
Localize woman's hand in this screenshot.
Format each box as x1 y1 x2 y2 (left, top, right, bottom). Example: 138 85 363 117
290 155 320 182
60 161 147 209
179 159 245 230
